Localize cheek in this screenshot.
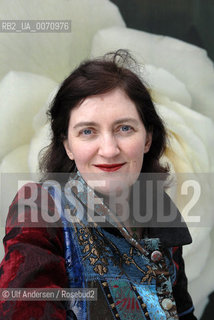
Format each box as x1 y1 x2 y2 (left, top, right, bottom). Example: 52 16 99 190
71 143 95 165
124 138 146 160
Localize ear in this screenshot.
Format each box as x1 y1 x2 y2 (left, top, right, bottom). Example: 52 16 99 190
144 132 152 153
63 140 74 160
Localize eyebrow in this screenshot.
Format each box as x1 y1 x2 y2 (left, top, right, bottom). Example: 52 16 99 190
73 118 139 129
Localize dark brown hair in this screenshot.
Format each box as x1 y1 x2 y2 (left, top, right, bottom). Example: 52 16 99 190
40 50 169 181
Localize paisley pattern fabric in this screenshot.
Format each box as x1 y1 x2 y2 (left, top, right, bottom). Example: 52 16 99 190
0 177 197 320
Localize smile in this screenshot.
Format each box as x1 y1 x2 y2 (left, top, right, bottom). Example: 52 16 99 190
94 163 126 172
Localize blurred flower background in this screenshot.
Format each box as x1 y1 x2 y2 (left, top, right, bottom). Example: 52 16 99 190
0 0 213 318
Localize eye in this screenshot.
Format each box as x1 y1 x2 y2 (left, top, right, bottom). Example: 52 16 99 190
120 125 133 132
82 128 92 135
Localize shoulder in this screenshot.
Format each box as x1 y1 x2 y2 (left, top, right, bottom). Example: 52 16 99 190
146 192 192 247
6 182 62 230
2 182 65 265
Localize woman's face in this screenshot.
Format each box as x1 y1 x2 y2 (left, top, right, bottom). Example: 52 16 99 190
64 88 152 195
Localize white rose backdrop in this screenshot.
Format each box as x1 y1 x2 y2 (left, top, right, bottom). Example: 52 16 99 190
0 0 214 318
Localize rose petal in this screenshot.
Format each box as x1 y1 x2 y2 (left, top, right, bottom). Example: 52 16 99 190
154 93 214 171
28 123 51 174
144 64 192 107
0 0 125 83
33 86 60 131
0 144 30 173
91 26 214 119
154 99 214 172
0 71 57 160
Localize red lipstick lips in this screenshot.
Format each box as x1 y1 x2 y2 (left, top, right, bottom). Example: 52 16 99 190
94 163 125 172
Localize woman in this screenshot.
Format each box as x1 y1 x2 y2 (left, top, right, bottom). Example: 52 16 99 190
0 50 197 319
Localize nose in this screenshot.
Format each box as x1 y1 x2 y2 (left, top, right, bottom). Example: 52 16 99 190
98 134 120 158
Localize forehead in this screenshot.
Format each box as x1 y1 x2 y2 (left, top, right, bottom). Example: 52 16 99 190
69 88 141 124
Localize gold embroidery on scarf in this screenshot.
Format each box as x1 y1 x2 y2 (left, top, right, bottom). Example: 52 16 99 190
123 247 156 284
74 221 110 275
74 220 155 281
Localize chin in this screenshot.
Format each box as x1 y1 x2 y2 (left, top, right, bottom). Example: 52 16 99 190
93 180 131 198
82 171 139 196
